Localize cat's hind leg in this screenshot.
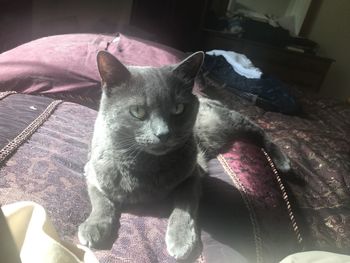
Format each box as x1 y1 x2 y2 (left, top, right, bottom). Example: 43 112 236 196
196 98 291 173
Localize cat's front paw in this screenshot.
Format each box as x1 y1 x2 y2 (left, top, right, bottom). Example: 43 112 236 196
78 216 119 250
166 209 201 260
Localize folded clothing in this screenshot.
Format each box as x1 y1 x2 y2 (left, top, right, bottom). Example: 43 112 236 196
203 53 300 115
206 49 262 79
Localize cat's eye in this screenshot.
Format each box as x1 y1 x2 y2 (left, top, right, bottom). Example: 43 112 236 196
172 103 185 115
130 105 147 119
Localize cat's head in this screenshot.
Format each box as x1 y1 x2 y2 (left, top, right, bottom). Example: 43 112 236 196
96 51 204 155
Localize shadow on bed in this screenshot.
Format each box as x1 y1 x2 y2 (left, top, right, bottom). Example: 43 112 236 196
116 168 300 263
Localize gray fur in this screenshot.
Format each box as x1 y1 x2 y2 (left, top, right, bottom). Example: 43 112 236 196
78 51 290 260
196 97 291 172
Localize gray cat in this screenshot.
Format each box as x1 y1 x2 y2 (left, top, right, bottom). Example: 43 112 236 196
78 51 290 260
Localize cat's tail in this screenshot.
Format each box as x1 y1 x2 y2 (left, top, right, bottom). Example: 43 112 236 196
195 98 291 173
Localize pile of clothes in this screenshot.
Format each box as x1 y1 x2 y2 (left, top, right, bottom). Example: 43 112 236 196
202 50 300 115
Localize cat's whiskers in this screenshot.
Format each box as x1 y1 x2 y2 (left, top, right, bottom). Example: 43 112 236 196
129 147 143 164
115 139 135 150
116 132 143 160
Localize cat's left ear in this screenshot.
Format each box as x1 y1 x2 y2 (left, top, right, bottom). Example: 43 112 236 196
173 51 204 81
97 51 131 87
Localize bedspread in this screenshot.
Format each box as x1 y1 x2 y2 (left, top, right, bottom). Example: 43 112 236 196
202 78 350 254
0 92 300 263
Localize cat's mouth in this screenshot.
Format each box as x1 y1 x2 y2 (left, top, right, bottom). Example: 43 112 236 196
144 144 173 155
137 137 187 156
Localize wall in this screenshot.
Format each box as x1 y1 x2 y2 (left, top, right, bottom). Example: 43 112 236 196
0 1 32 52
235 0 290 17
32 0 133 39
304 0 350 99
285 0 312 35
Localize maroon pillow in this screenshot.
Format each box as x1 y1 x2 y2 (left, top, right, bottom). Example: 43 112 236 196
0 33 185 105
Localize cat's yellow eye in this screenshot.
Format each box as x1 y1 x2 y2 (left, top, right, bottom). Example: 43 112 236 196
130 106 146 119
173 103 185 115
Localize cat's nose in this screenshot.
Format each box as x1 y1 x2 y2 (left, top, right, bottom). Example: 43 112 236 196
151 117 170 143
155 131 170 143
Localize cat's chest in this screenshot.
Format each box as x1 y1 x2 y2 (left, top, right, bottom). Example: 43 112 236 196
113 149 196 203
123 151 194 185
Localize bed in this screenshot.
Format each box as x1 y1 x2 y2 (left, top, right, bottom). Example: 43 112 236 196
0 33 349 263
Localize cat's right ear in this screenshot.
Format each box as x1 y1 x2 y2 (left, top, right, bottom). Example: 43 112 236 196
97 51 131 87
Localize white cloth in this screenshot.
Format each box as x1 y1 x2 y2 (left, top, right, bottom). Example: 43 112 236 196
1 201 99 263
206 49 262 79
280 251 350 263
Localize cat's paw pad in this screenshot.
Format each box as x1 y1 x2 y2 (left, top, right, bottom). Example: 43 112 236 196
166 211 200 260
78 217 118 250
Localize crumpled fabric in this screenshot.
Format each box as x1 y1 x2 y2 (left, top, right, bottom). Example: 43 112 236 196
1 201 99 263
280 251 350 263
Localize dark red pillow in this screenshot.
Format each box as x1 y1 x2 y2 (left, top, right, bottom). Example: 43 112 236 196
0 33 185 104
